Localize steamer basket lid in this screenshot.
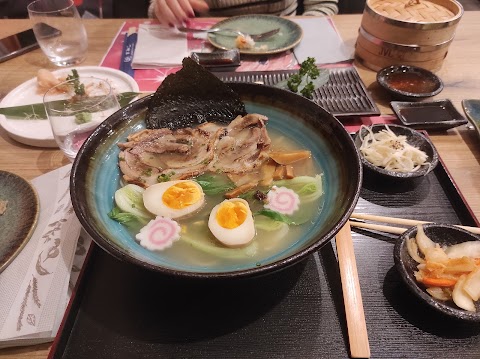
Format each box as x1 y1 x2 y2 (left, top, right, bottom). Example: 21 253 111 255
368 0 459 23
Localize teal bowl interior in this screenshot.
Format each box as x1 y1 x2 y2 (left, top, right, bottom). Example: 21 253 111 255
71 83 362 278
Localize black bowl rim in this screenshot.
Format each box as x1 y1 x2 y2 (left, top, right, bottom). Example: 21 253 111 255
70 83 363 279
377 65 444 99
353 123 439 179
394 223 480 322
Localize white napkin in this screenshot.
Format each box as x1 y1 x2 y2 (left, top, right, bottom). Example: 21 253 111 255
0 165 91 348
131 24 189 68
292 18 353 65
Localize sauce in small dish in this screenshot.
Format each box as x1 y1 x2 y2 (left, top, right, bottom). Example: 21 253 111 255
391 99 468 131
377 65 443 100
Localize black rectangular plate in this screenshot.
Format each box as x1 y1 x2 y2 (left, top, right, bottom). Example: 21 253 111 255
50 157 480 359
215 67 381 117
191 50 241 71
391 99 468 131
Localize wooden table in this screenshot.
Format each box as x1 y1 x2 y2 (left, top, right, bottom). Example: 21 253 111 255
0 13 479 358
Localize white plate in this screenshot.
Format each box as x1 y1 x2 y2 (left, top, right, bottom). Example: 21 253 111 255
0 66 139 148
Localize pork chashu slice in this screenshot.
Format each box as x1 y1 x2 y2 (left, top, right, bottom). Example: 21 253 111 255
117 114 271 188
118 123 219 187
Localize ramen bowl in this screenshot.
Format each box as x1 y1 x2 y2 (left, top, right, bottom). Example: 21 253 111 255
70 83 362 278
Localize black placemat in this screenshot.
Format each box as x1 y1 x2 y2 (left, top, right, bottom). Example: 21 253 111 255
215 67 380 117
51 161 480 359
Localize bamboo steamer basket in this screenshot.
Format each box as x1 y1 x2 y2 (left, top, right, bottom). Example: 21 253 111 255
355 27 452 71
355 0 463 71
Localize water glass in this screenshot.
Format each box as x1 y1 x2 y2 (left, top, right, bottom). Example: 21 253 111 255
27 0 88 67
43 76 120 161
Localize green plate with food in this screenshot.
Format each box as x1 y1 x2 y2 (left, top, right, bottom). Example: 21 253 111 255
0 171 39 273
207 15 303 55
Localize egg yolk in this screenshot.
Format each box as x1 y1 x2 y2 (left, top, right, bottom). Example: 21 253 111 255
216 201 248 229
162 182 201 209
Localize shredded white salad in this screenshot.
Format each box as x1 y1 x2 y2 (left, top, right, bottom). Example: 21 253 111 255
358 125 430 173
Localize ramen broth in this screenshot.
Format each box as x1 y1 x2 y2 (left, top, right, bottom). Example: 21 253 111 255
122 127 324 267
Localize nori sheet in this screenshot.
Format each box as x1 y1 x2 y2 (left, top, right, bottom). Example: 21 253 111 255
145 57 247 129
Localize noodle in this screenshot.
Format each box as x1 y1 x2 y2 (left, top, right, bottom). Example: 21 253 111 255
359 125 430 173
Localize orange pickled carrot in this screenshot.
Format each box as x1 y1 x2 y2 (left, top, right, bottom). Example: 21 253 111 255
421 277 457 287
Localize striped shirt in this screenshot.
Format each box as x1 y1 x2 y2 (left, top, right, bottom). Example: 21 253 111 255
148 0 338 19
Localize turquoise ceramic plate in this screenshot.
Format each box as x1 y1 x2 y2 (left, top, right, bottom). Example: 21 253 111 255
207 15 303 55
462 99 480 138
70 83 362 278
0 171 39 273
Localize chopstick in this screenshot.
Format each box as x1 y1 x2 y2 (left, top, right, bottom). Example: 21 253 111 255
350 212 480 235
335 221 371 358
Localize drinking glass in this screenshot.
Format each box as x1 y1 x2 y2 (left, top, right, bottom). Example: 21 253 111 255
27 0 88 67
43 76 120 161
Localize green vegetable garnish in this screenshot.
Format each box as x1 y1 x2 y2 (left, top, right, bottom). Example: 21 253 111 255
288 57 320 98
108 207 147 227
113 184 152 221
276 57 329 99
66 69 86 96
255 209 295 225
194 174 235 195
74 111 92 124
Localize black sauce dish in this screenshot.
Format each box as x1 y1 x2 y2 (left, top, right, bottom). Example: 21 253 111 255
391 99 468 131
377 65 444 100
353 124 439 183
394 223 480 322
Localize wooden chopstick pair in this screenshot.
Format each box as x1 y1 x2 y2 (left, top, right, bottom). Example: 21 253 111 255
336 222 371 358
349 212 480 235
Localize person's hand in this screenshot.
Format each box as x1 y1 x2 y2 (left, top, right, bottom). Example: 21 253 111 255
153 0 209 27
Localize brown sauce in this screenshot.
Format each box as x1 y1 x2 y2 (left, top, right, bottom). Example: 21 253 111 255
386 72 437 94
399 106 452 124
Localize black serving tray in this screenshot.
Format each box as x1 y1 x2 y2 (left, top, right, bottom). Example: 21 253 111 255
50 156 480 359
215 67 381 117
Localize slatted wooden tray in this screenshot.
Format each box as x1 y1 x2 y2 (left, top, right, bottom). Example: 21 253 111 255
215 66 381 117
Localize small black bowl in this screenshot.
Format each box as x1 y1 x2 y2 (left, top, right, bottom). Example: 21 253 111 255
353 124 439 181
394 223 480 322
377 65 444 100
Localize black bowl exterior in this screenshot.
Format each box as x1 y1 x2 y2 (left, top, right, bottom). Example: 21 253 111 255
70 83 363 279
394 223 480 322
377 65 444 100
354 124 439 180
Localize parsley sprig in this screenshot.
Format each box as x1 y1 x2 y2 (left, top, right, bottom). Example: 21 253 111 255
287 57 321 98
275 57 329 99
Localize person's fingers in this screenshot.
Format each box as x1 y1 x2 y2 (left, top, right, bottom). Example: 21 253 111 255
165 0 190 25
154 0 209 27
190 0 209 13
154 0 177 27
154 0 187 27
176 0 196 19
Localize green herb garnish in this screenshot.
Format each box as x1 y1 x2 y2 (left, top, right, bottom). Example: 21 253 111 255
255 209 295 225
74 111 92 124
276 57 329 99
288 57 320 98
66 69 86 96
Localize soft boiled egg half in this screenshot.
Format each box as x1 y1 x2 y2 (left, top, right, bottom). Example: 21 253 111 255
143 180 205 219
208 198 255 247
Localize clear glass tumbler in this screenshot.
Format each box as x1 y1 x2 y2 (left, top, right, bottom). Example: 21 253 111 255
27 0 88 67
43 76 120 161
